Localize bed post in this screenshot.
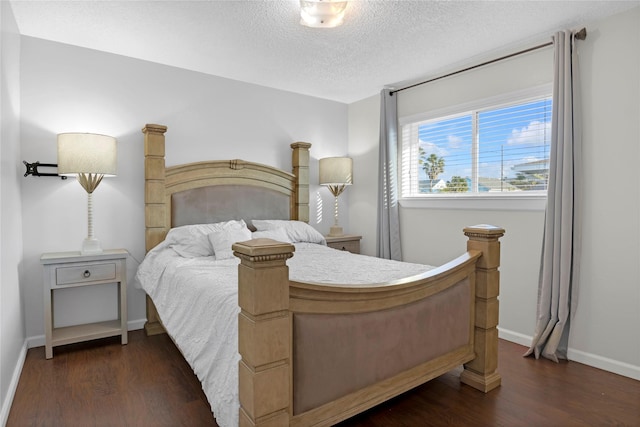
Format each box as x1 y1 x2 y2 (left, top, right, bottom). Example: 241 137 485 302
291 142 311 222
461 224 505 393
233 239 295 427
142 124 168 336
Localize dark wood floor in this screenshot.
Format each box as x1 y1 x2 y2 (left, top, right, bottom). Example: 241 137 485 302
7 330 640 426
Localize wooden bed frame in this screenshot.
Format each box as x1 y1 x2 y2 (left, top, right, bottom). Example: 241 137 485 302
142 124 505 427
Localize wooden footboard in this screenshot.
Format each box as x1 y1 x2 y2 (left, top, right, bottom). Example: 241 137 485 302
233 224 504 427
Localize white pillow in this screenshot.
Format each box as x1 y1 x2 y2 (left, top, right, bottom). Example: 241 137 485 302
252 220 326 245
251 228 293 243
208 227 252 260
166 220 246 258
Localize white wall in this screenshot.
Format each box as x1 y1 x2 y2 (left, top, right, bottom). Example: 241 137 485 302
347 7 640 380
1 1 26 424
347 94 380 256
567 7 640 375
19 37 349 342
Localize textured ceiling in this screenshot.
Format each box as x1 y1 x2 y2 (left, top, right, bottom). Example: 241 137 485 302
9 0 640 103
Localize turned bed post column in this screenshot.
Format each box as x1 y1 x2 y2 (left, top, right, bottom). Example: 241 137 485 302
142 124 169 250
461 224 505 392
291 142 311 222
142 124 168 335
233 239 295 427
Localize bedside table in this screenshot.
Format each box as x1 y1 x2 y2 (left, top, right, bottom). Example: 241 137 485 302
41 249 128 359
325 234 362 254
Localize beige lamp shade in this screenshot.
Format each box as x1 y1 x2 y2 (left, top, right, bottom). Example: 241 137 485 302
319 156 352 237
319 157 353 186
57 133 117 176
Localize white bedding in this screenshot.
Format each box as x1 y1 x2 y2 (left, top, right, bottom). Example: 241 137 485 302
136 239 433 427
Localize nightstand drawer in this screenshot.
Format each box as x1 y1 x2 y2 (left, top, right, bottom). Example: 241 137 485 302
56 263 117 285
325 235 362 254
330 240 360 253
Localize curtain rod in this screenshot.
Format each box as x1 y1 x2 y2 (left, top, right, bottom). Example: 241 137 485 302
390 27 587 96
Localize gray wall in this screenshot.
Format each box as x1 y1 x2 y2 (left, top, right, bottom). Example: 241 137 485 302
1 1 25 424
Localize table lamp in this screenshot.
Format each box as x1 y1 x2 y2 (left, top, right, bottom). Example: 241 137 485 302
319 157 352 237
57 133 117 255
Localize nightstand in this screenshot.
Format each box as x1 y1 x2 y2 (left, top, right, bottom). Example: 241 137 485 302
41 249 128 359
325 234 362 254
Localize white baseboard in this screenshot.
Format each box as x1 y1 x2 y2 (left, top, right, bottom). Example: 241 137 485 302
25 334 44 349
567 348 640 381
498 327 532 347
127 318 146 332
0 341 27 427
25 318 147 349
498 327 640 381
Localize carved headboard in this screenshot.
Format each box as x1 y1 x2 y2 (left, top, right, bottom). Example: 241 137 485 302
142 124 312 252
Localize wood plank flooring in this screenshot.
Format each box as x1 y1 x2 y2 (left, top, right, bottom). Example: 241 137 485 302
7 330 640 426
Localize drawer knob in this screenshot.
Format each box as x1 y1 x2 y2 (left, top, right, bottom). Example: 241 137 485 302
83 270 91 278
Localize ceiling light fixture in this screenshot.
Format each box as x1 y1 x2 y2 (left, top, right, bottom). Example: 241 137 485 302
300 0 348 28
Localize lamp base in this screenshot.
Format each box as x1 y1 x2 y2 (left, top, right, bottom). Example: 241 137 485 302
328 226 344 237
81 237 103 255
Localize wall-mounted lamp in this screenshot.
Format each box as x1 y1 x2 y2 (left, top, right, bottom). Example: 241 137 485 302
319 156 352 237
23 161 67 179
57 133 117 255
300 0 348 28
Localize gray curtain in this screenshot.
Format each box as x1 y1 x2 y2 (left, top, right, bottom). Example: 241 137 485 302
377 89 402 260
525 30 583 362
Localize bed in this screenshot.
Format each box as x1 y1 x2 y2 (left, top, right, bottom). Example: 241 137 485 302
138 124 505 427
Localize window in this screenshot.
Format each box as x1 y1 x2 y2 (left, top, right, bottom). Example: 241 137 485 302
400 92 552 199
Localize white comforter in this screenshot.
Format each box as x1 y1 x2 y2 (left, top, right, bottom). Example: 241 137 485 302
136 242 433 427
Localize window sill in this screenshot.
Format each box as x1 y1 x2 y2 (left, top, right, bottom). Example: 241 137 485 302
399 194 547 211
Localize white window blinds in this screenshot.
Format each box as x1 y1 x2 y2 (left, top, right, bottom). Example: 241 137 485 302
401 95 552 196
